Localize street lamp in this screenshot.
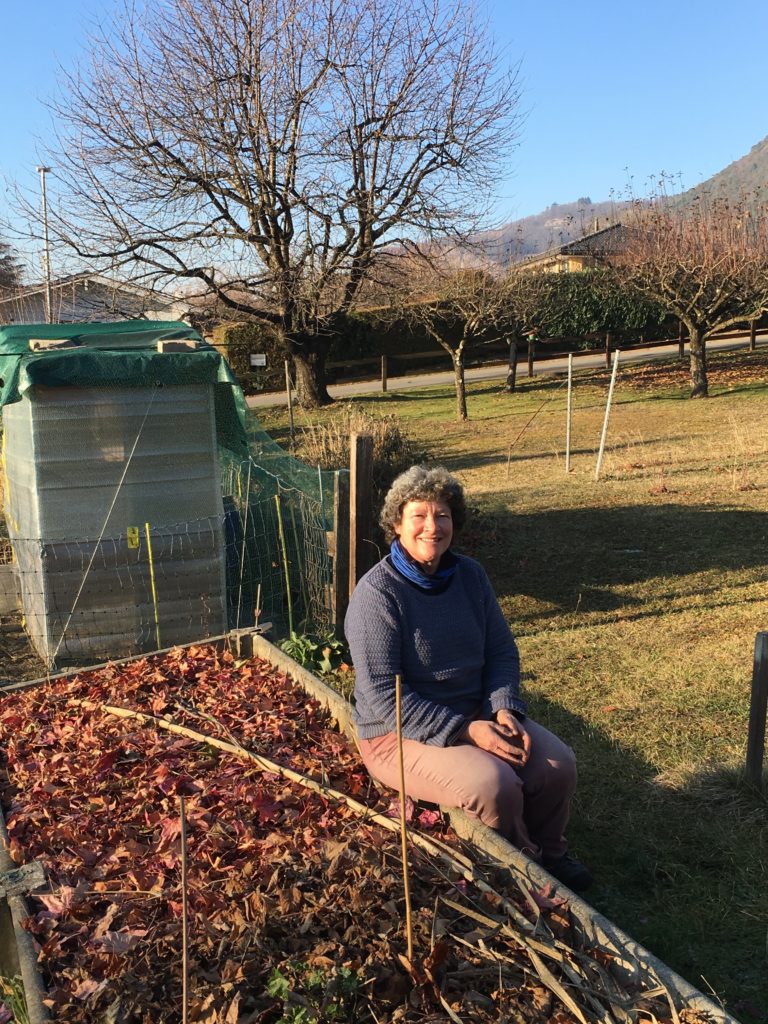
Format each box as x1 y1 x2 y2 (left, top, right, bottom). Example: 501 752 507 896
36 166 53 324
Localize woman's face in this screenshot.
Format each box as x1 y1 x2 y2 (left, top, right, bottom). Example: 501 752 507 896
394 499 453 574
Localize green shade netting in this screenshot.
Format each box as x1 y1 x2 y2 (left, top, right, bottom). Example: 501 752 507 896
0 319 334 507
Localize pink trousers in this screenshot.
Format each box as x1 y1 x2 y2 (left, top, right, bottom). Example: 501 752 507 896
359 718 576 863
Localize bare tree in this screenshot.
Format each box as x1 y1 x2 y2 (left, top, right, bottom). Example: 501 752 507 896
395 259 509 420
501 270 561 391
612 195 768 397
0 236 22 293
39 0 521 406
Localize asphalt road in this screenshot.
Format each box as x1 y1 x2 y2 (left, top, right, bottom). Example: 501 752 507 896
246 331 768 409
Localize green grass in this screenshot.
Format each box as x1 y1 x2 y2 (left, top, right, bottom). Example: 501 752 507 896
260 348 768 1022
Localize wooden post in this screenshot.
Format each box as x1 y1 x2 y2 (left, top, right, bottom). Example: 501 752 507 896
284 359 295 441
329 470 350 635
527 336 535 379
749 319 757 352
604 331 612 369
381 355 388 393
678 321 685 361
746 631 768 791
349 432 375 594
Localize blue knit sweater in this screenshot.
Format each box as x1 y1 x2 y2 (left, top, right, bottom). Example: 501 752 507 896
345 552 526 746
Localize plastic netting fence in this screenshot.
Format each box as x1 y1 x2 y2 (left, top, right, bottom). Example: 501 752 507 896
0 321 341 671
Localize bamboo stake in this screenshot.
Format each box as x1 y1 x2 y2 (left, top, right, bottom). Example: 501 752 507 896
179 795 189 1024
395 673 414 962
288 500 311 626
144 522 162 650
274 492 294 634
235 460 252 629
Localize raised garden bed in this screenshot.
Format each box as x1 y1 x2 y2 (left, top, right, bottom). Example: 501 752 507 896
0 636 736 1023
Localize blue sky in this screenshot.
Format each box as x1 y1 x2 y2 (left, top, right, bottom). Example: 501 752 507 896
2 0 767 262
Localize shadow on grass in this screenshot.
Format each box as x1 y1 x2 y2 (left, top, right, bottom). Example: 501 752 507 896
461 503 768 619
527 692 767 1023
445 434 694 471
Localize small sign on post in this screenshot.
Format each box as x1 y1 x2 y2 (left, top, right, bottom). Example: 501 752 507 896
249 353 267 368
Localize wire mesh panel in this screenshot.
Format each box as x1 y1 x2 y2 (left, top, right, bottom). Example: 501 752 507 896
10 519 227 665
221 458 334 638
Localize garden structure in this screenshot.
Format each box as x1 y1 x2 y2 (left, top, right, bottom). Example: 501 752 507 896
0 322 338 670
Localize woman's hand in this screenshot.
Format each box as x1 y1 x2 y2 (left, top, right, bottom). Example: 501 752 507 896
462 709 530 767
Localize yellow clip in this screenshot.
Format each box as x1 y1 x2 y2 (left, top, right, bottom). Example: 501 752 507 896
127 526 139 549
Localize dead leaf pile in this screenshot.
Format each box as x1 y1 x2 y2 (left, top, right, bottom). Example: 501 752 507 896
0 645 710 1023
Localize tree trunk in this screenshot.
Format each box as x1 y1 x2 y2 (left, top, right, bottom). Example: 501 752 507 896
505 337 518 393
453 352 468 421
291 339 333 408
688 328 709 398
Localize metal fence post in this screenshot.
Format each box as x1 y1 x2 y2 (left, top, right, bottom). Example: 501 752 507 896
505 336 518 393
746 631 768 790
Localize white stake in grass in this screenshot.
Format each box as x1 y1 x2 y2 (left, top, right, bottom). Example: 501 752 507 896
595 350 621 481
565 353 573 473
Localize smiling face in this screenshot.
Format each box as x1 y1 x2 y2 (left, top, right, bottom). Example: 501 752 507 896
394 499 453 574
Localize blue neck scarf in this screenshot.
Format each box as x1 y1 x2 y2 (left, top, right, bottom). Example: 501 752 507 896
389 538 457 592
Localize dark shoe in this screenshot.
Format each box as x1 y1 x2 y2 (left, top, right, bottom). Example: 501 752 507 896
544 853 593 893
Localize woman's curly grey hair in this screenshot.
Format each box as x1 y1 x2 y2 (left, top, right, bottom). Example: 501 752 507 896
380 465 467 543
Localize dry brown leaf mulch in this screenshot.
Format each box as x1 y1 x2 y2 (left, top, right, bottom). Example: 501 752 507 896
0 645 714 1024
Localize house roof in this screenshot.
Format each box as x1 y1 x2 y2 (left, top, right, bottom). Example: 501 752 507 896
0 272 189 324
517 223 626 267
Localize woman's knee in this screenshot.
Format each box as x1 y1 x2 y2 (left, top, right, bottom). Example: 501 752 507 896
524 727 577 797
466 757 523 832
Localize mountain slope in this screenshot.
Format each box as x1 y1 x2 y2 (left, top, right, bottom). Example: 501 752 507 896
675 135 768 207
484 135 768 265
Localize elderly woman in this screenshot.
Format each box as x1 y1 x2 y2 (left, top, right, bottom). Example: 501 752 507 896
345 465 591 891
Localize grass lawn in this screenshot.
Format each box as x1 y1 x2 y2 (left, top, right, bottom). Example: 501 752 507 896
259 348 768 1023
